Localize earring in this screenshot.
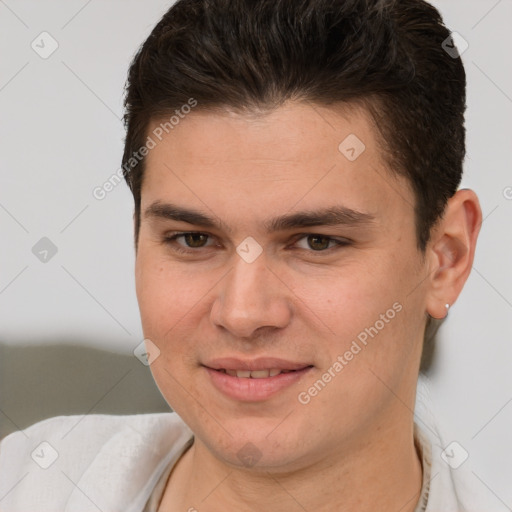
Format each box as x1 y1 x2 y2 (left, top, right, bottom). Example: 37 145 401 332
444 303 450 318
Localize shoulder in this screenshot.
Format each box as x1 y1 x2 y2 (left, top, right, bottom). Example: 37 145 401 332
1 411 190 449
0 412 193 512
415 375 509 512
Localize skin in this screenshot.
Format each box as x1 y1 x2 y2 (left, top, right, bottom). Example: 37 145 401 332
134 101 482 512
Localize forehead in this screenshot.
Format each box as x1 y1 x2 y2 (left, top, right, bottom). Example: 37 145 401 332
146 101 377 171
140 101 414 234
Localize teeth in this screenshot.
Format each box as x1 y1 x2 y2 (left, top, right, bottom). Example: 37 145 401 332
249 370 271 378
221 368 285 378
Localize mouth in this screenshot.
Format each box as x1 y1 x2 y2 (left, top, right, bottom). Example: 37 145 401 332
202 358 314 401
214 368 310 378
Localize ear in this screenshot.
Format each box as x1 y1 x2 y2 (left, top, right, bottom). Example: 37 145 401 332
425 189 482 319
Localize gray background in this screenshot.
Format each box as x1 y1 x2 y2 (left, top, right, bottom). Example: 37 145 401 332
0 0 511 506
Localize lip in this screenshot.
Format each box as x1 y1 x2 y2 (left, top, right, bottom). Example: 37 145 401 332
204 357 311 372
203 357 314 402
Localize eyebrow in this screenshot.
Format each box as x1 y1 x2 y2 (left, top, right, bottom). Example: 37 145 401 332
143 201 376 233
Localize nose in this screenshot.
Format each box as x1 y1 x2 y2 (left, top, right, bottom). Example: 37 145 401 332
210 252 293 339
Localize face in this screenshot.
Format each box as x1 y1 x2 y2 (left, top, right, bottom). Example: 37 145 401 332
135 101 430 470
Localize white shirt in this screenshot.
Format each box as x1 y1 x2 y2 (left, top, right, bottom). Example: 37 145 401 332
0 375 505 511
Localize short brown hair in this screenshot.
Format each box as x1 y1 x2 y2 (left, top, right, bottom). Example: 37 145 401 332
122 0 466 253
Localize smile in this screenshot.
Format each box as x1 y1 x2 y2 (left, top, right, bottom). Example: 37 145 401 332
204 362 314 402
217 368 299 378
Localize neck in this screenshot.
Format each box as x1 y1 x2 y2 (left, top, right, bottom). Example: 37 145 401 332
160 415 424 512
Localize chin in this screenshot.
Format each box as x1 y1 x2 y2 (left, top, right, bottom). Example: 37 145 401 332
194 417 312 469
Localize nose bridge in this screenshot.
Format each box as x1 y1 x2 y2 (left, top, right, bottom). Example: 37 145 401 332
211 251 291 337
225 254 271 313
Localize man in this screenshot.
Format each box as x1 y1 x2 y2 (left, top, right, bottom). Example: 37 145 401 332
0 0 499 510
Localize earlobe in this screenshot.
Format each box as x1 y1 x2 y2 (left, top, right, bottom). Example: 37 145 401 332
425 189 482 319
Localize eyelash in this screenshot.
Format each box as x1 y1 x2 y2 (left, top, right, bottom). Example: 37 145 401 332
162 232 351 256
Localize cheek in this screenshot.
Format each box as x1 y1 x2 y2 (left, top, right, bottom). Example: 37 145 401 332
135 257 207 406
136 252 205 333
295 255 420 371
288 259 399 333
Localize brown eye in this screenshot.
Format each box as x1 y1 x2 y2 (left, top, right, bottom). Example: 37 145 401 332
306 235 332 251
182 233 209 248
293 234 350 253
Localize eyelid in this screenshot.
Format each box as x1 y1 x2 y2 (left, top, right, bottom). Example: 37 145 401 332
163 231 351 254
288 234 352 253
164 231 218 249
289 232 352 245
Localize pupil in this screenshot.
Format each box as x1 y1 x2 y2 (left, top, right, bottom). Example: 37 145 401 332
185 233 207 247
309 235 329 251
